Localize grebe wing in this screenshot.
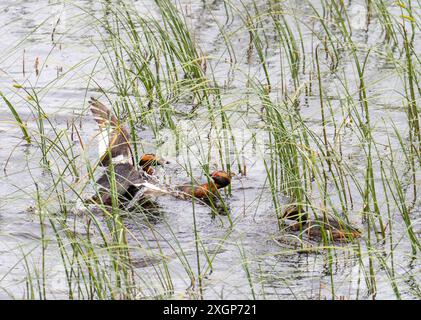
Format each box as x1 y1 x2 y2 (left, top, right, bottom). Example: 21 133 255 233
89 97 134 166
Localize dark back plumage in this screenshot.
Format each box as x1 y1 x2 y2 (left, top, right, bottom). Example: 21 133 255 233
94 163 148 206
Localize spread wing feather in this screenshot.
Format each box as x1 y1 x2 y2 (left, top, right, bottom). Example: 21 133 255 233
89 97 134 166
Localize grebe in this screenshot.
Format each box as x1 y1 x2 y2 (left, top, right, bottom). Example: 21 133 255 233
88 97 168 207
175 171 232 200
124 170 233 210
88 97 231 207
281 204 361 241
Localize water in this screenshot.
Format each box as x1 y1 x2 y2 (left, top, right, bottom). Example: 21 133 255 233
0 0 420 299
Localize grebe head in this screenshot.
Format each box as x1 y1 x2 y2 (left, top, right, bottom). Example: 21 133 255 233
210 171 232 188
139 154 169 174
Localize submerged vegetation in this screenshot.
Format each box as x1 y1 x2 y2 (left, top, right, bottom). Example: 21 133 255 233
0 0 420 299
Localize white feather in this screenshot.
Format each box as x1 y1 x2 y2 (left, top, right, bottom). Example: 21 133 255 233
138 182 169 194
97 127 109 159
97 127 131 165
112 154 129 164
